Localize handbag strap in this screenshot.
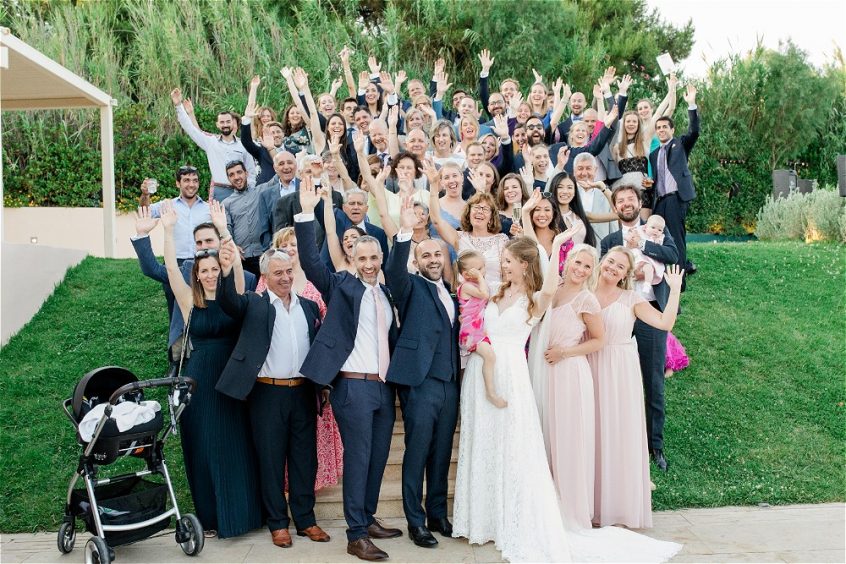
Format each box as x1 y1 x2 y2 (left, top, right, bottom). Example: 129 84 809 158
175 306 193 382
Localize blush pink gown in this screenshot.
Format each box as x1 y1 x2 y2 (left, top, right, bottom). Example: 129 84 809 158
256 276 344 491
546 290 601 530
589 289 653 529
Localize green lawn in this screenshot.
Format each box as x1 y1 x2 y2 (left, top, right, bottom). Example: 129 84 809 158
0 242 844 532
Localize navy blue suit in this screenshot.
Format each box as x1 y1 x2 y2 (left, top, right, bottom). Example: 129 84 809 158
601 226 678 451
295 217 398 542
649 108 700 280
215 269 322 532
384 237 460 527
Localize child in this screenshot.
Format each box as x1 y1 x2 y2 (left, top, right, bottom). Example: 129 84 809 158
455 250 507 408
633 214 667 293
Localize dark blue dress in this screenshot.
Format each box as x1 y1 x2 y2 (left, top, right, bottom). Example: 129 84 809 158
180 300 262 538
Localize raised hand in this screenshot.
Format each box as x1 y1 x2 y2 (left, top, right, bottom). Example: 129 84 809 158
683 84 697 105
379 70 395 94
433 57 445 76
352 131 367 155
376 165 392 186
358 70 370 91
183 97 195 115
556 146 571 169
664 264 685 292
328 134 342 155
419 157 440 188
135 206 159 236
519 162 534 187
509 90 524 113
492 114 509 138
250 75 261 89
367 55 381 75
552 77 563 99
209 199 227 232
339 46 352 66
260 128 275 151
394 70 407 92
603 103 619 127
478 49 494 73
617 74 633 96
298 171 320 213
667 72 678 90
561 83 572 102
280 66 292 80
435 71 452 98
293 67 309 91
399 195 417 231
468 168 487 193
170 87 183 106
330 76 343 95
532 68 543 85
387 105 399 128
160 201 178 229
601 66 617 90
524 188 543 212
218 239 236 272
593 81 603 100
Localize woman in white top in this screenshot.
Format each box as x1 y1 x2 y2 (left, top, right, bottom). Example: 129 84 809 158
429 119 466 169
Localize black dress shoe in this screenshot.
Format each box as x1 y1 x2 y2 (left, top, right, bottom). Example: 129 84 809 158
686 261 697 275
427 516 453 537
408 525 438 547
651 449 668 472
367 519 403 539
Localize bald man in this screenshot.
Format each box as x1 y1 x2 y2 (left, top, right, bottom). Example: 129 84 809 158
384 200 460 548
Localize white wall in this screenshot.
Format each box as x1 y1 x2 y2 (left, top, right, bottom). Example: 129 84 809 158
4 207 163 258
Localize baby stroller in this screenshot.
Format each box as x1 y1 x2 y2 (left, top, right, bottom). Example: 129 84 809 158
58 366 202 563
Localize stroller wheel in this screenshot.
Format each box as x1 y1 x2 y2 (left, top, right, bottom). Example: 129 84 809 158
57 521 76 553
84 536 111 564
177 513 204 556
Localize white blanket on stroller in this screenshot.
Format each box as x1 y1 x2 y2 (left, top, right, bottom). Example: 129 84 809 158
79 401 161 442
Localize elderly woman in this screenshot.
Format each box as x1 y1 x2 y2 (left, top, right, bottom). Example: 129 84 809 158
589 247 682 529
430 119 465 169
426 159 508 292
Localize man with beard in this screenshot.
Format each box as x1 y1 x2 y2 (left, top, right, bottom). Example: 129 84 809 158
384 197 459 548
224 160 273 276
171 87 256 200
295 177 402 561
600 185 679 473
512 115 548 173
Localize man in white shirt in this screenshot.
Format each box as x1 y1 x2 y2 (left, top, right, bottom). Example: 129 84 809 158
294 176 402 561
216 247 330 549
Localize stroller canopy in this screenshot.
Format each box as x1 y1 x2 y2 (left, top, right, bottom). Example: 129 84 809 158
72 366 138 421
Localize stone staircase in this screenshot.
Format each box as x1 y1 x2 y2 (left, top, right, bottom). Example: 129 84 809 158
314 401 459 520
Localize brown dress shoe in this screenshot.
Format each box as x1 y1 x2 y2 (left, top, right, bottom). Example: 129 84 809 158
367 519 403 539
271 528 292 548
297 524 330 542
347 537 388 561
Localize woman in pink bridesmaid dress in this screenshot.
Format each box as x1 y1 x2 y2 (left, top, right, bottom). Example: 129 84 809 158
541 244 606 530
589 246 682 529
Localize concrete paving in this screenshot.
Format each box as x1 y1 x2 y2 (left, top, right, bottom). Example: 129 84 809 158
1 503 842 563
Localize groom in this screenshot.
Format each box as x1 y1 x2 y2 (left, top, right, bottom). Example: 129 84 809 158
384 197 460 547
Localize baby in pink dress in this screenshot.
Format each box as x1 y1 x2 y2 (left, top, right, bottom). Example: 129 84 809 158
456 250 507 408
634 214 667 292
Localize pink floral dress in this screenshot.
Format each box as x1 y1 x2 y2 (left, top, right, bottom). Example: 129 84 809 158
457 282 489 352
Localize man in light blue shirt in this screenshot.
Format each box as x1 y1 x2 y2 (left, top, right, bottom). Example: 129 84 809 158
141 165 211 262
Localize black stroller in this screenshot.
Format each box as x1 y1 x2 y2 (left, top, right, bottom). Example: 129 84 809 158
58 366 203 563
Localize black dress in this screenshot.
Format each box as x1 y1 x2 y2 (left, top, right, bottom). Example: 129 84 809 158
180 300 262 538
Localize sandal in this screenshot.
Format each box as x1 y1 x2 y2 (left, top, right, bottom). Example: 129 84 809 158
204 529 218 539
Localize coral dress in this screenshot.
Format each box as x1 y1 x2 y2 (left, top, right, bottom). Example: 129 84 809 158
546 290 601 530
589 289 653 528
256 277 344 490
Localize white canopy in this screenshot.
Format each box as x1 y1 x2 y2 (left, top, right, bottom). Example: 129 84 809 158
0 26 117 256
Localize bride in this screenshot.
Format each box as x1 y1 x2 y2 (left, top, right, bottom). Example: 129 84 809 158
453 236 682 563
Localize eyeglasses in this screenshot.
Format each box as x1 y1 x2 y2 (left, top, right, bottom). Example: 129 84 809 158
195 249 219 258
470 205 492 213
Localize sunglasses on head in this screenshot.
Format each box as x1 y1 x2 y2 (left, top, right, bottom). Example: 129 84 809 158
178 166 199 174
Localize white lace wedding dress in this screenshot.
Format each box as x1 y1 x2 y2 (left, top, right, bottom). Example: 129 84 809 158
453 296 682 563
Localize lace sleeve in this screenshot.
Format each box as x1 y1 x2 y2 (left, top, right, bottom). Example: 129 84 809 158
574 290 601 315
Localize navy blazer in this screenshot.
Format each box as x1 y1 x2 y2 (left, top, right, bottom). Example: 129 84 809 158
384 238 459 387
649 108 699 203
600 225 679 311
130 236 257 346
314 198 390 267
295 219 399 386
215 269 321 401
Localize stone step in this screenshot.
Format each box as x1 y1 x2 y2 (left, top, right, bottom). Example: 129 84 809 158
389 431 460 452
315 478 455 520
383 451 458 481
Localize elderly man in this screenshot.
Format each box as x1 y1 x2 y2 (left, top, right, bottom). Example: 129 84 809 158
258 150 298 234
216 246 329 549
315 189 389 268
572 153 619 240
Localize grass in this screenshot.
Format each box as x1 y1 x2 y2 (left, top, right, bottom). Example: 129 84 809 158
0 242 844 532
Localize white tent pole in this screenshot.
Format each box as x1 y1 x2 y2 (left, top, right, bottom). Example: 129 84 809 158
100 103 116 258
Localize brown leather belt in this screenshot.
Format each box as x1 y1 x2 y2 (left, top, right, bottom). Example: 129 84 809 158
339 371 383 382
256 377 306 387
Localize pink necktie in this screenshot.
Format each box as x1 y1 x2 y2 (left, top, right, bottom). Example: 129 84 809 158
373 287 390 381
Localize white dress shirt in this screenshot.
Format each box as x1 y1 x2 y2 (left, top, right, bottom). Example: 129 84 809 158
259 290 311 379
341 280 393 374
397 230 455 324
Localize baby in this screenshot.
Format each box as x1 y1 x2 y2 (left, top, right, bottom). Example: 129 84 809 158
633 214 666 291
455 250 507 409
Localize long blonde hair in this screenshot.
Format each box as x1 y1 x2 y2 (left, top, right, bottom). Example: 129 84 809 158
492 237 544 321
600 245 636 289
562 244 599 291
